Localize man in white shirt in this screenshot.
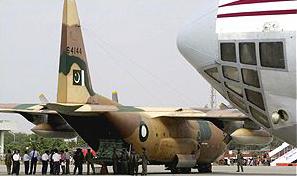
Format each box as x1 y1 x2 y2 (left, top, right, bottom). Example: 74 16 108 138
52 149 61 175
23 151 30 175
29 148 39 175
41 150 49 175
12 150 21 175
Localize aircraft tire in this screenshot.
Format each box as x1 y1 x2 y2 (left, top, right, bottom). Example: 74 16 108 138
180 168 191 174
197 163 212 173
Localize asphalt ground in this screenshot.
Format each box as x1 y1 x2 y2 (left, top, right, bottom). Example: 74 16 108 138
0 164 296 176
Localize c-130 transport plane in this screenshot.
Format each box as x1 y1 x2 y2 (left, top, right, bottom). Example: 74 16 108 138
177 0 297 146
0 0 272 173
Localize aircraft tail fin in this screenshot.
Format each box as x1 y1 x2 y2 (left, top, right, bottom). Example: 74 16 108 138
57 0 117 105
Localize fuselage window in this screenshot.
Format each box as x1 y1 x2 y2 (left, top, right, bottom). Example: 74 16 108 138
239 42 257 65
205 67 221 83
224 82 243 97
241 68 260 88
259 42 285 69
245 89 265 111
222 66 240 82
227 91 248 113
249 106 270 128
220 43 236 62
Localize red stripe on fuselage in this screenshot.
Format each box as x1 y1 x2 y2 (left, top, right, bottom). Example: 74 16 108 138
219 0 294 7
217 9 297 18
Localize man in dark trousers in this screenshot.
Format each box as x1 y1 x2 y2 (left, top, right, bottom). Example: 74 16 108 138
86 149 95 175
41 150 49 175
4 149 12 175
132 150 139 175
23 151 30 175
49 149 54 174
236 149 244 172
12 150 21 175
141 148 148 176
52 149 61 175
29 147 39 175
65 149 71 175
73 148 84 175
112 148 118 174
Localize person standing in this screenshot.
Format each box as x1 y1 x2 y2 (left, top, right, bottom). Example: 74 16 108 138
49 149 54 174
73 148 84 175
12 150 21 175
85 149 95 175
52 149 61 175
23 151 30 175
236 149 244 172
141 148 148 176
121 149 129 175
132 151 139 175
29 148 39 175
65 149 71 175
60 150 66 175
4 149 12 175
41 150 49 175
112 148 118 175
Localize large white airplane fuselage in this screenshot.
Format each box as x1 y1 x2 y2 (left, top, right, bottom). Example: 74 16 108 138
178 0 297 146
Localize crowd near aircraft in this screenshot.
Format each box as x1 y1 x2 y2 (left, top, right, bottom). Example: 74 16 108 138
178 0 297 147
0 0 273 174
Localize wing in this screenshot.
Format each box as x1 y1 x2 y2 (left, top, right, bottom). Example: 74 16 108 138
0 103 76 138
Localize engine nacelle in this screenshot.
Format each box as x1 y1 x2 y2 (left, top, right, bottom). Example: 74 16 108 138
231 128 273 145
31 123 77 139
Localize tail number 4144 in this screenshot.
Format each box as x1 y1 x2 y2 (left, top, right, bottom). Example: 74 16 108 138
66 46 82 55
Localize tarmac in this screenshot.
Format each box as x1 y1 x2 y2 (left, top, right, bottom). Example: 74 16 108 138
0 164 296 176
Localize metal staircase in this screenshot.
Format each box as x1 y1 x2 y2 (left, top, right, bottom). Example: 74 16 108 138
269 142 297 166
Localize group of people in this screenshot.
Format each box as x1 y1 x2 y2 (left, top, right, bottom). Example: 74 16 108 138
4 146 148 176
112 147 148 175
222 150 272 173
4 148 43 175
4 147 96 176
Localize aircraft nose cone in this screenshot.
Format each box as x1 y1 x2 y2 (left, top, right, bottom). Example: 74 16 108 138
177 3 219 72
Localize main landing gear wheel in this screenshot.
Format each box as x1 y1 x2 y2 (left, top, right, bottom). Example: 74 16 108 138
197 163 212 173
170 167 191 174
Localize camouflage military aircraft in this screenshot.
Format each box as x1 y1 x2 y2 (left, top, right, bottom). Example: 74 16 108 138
0 0 273 173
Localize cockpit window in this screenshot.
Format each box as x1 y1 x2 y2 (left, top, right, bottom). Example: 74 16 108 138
220 43 236 62
222 66 240 82
241 68 260 88
239 42 257 65
249 106 270 128
227 91 248 113
225 82 243 97
259 42 285 69
205 67 220 83
245 89 265 111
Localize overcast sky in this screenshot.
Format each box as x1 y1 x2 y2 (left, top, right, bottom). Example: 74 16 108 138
0 0 225 133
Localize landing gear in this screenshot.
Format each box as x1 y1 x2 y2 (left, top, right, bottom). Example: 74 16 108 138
197 163 212 173
170 167 191 174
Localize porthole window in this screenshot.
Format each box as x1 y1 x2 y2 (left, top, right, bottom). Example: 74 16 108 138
222 66 240 82
224 82 243 97
245 89 265 111
204 67 221 83
249 106 270 128
259 42 285 69
242 68 260 88
220 43 236 62
239 42 257 65
227 91 248 113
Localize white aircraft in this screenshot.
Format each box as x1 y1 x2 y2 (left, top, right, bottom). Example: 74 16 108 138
177 0 297 146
